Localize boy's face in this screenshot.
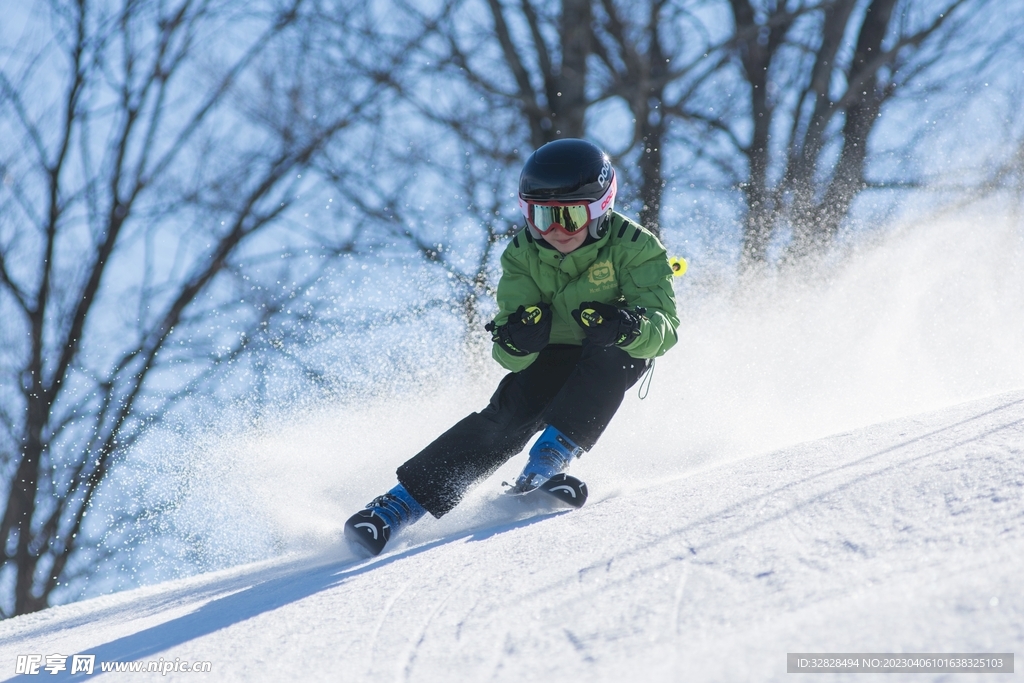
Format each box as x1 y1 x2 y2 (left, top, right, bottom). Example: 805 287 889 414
541 227 588 254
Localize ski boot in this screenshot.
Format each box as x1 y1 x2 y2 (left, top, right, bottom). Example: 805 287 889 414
344 483 426 556
505 426 588 507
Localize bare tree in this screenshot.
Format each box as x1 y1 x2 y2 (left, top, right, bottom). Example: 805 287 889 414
0 0 380 616
706 0 1011 267
588 0 1019 265
429 0 669 233
589 0 727 233
469 0 593 146
302 0 543 347
396 0 1020 270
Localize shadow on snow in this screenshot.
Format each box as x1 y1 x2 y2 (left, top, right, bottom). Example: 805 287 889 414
3 507 571 681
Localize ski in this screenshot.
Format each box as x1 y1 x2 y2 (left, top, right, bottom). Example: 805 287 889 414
503 473 588 508
538 473 588 508
344 510 390 557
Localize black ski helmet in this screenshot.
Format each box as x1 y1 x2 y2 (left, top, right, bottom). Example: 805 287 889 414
518 138 617 239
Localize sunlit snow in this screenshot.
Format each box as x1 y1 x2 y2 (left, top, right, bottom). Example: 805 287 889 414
1 211 1021 681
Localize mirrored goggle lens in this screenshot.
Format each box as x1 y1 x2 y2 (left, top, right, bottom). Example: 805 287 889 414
528 203 590 234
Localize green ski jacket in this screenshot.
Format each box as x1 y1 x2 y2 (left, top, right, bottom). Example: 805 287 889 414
492 211 679 372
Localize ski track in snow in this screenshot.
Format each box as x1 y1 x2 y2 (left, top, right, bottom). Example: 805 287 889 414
1 389 1021 682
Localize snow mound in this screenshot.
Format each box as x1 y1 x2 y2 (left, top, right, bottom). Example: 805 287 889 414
2 389 1021 681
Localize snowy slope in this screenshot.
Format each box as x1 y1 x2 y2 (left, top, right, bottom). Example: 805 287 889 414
3 212 1023 681
2 388 1021 682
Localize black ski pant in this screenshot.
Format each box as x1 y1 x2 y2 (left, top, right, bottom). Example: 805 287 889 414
396 343 649 517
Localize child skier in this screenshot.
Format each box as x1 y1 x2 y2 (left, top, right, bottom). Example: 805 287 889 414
344 138 679 556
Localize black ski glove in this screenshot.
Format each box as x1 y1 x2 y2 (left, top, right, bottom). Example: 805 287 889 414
571 301 645 348
485 303 552 356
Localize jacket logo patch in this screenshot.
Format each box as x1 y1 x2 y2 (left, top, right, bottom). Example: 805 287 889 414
587 261 616 288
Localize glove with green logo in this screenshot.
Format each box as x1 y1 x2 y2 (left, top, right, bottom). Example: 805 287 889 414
485 303 552 356
571 301 644 348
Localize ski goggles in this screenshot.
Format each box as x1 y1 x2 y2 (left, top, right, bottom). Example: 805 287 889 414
519 176 616 235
